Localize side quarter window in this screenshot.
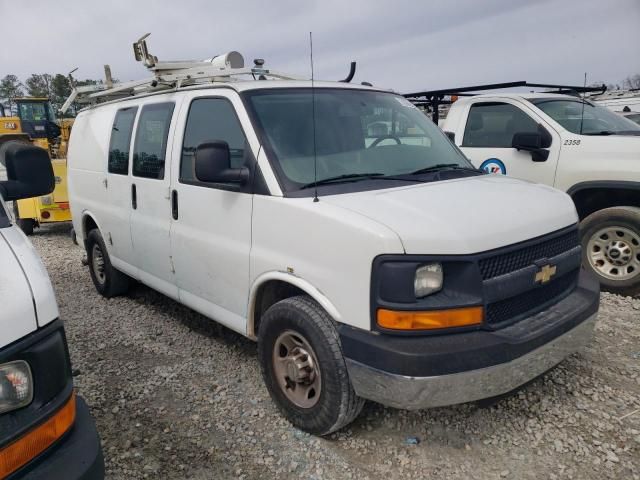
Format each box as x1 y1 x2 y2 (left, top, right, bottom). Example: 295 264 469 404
462 102 545 148
180 97 248 188
133 102 175 180
108 107 137 175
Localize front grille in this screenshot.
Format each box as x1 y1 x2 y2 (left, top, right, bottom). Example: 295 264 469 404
479 229 579 280
485 270 579 327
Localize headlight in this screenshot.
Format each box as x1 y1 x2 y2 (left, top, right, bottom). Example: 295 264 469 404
414 263 443 297
0 361 33 414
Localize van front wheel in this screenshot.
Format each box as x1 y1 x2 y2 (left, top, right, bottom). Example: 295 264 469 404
258 295 364 435
86 229 130 298
581 206 640 297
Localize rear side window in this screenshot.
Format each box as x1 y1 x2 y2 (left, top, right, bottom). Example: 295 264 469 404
108 107 137 175
462 102 541 148
133 103 175 179
180 98 247 185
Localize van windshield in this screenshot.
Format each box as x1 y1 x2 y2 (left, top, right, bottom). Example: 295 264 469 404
244 88 473 193
531 98 640 135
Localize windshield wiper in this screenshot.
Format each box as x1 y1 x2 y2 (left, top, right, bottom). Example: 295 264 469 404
582 130 617 136
584 130 640 136
409 164 482 175
299 173 385 189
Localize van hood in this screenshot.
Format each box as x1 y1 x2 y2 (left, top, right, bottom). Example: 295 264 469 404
0 230 38 348
322 175 577 254
0 226 59 349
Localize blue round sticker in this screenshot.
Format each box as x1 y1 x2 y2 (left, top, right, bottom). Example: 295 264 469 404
479 158 506 175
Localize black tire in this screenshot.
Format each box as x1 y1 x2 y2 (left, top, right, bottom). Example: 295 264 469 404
17 218 35 236
580 206 640 297
13 203 35 235
86 229 130 298
258 295 364 435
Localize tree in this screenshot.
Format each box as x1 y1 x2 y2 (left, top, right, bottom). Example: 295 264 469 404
25 73 53 98
622 74 640 90
0 75 24 111
50 74 72 114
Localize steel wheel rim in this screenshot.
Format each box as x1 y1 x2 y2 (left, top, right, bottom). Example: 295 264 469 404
587 226 640 281
272 330 322 409
91 244 107 285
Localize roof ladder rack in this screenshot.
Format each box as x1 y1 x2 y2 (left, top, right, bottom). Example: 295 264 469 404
403 81 608 124
60 33 302 113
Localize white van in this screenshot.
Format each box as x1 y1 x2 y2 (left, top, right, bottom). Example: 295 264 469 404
440 93 640 295
67 54 599 435
0 142 103 479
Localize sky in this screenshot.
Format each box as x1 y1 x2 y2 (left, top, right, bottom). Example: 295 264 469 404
1 0 639 93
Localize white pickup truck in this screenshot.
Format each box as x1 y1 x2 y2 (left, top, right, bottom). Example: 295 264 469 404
441 93 640 296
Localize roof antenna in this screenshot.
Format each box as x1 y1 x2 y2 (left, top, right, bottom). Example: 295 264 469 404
579 72 587 135
310 32 319 203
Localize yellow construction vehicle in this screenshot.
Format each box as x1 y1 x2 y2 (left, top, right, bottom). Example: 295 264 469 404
0 98 72 234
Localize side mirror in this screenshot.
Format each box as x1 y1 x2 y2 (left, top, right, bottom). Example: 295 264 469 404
194 141 249 185
0 141 54 201
512 132 550 162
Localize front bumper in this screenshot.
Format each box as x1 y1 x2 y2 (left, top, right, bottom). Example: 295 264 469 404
342 268 599 410
9 396 104 480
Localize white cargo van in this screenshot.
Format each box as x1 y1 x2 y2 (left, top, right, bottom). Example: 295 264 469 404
0 142 103 479
437 93 640 295
67 43 599 435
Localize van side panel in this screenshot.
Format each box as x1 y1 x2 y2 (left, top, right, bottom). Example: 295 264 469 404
67 107 113 241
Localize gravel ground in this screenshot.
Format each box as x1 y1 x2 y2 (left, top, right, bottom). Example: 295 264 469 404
30 224 639 480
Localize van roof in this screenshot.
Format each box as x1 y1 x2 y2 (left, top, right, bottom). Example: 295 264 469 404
75 80 392 112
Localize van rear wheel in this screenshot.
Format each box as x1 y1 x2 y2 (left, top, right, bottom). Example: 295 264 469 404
580 206 640 297
258 295 364 435
86 229 130 298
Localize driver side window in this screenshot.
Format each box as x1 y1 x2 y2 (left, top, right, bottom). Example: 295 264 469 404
180 97 248 188
462 102 542 148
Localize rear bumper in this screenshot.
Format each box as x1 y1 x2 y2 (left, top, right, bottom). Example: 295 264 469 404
342 268 599 409
9 396 104 480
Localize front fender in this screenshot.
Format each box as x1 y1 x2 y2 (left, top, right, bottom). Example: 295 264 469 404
247 271 342 339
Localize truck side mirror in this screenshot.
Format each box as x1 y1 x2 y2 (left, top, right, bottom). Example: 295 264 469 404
0 141 54 201
512 132 550 162
195 141 249 185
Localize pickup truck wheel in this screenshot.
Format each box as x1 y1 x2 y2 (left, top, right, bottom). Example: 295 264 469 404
258 295 364 435
86 229 130 298
580 207 640 297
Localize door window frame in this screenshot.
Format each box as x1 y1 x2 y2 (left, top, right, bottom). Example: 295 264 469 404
107 106 138 176
132 102 176 180
178 95 256 194
460 99 557 149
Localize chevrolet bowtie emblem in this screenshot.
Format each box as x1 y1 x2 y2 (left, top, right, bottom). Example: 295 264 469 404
535 264 557 284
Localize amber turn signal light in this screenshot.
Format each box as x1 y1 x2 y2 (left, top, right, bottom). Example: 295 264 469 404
377 306 483 331
0 392 76 479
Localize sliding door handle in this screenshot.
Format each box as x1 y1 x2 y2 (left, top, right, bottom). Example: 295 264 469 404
171 189 178 220
131 184 137 209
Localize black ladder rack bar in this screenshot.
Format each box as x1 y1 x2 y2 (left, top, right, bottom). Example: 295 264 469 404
403 81 607 124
